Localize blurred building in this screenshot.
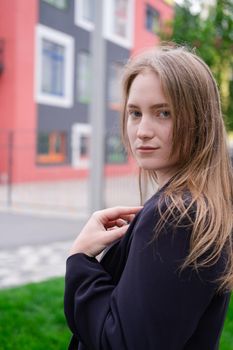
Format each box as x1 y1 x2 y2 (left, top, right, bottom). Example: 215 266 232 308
0 0 174 183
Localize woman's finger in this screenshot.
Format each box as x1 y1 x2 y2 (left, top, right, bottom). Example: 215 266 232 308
94 206 143 225
104 224 130 244
106 218 129 229
105 216 136 229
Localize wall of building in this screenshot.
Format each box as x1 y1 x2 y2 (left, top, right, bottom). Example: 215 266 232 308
0 0 174 183
34 0 131 182
0 1 16 178
133 0 174 55
0 0 38 182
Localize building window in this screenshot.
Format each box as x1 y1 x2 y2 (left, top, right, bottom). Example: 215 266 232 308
42 39 65 96
35 24 74 108
113 0 128 39
108 62 123 109
77 51 91 104
75 0 133 47
145 5 160 34
104 0 134 48
75 0 94 31
106 134 126 164
71 123 91 168
82 0 94 23
36 131 67 164
42 0 67 9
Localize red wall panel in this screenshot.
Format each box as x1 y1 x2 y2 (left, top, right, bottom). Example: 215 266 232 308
133 0 174 55
0 0 38 182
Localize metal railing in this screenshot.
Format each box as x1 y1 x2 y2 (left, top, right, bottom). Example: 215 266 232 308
0 129 140 216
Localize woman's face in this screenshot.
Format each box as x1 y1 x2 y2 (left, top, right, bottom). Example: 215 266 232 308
126 70 178 186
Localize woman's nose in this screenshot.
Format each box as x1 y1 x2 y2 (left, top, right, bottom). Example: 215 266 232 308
137 117 154 139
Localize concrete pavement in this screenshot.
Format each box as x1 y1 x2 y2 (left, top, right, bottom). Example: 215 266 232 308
0 240 72 288
0 212 86 249
0 212 86 289
0 174 155 289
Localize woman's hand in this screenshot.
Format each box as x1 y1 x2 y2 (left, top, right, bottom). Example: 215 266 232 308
69 206 143 258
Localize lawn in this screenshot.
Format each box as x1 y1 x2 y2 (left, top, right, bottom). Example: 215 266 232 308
0 277 232 349
0 278 71 350
220 294 233 350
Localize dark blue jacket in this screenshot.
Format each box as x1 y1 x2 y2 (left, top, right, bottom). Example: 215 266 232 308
64 186 230 349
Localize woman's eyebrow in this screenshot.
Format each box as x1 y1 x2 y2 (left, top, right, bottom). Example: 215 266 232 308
127 103 169 109
127 104 140 109
150 103 169 109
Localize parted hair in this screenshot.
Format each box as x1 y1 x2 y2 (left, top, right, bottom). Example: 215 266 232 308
121 43 233 292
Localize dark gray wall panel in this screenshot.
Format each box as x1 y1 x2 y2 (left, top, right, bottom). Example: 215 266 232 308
38 0 130 165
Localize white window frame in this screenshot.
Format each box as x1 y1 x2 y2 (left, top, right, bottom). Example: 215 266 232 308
74 0 134 48
35 24 74 108
108 62 124 107
103 0 134 48
71 123 92 168
74 0 94 31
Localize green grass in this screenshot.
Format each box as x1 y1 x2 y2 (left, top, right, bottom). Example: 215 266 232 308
220 295 233 350
0 278 232 349
0 278 70 350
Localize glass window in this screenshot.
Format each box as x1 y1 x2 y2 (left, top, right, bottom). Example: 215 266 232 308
77 51 91 104
75 0 133 47
36 131 67 164
74 0 94 31
113 0 128 39
108 62 123 109
71 123 91 168
42 39 65 96
106 134 126 164
145 5 160 34
80 134 90 161
82 0 94 22
42 0 67 9
104 0 133 48
37 133 49 155
36 25 74 108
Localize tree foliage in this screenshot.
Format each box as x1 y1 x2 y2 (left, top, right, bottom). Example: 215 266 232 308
161 0 233 129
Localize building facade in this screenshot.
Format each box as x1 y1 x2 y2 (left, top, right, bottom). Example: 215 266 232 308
0 0 174 183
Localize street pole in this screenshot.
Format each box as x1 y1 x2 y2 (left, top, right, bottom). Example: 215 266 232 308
89 0 106 213
7 130 13 208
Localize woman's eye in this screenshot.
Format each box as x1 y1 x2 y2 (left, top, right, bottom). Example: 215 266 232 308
157 110 171 119
128 110 142 118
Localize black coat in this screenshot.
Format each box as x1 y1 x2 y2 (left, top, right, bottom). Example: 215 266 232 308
64 185 231 350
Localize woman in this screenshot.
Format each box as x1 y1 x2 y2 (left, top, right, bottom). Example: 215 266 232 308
64 44 233 349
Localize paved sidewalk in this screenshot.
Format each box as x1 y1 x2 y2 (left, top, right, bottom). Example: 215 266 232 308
0 240 71 289
0 212 86 289
0 174 156 289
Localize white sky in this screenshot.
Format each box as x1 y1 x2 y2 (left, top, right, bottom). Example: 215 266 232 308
175 0 216 15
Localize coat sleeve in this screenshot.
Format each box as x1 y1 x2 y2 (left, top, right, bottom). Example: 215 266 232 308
63 210 141 342
64 201 225 350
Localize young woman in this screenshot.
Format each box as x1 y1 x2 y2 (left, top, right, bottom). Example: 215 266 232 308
64 44 233 350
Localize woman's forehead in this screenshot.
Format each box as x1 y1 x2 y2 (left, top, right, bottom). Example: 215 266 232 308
127 72 168 106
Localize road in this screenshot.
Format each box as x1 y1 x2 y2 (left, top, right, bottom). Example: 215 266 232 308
0 211 86 249
0 212 87 289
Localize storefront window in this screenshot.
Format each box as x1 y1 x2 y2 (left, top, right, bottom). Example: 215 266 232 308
37 131 67 164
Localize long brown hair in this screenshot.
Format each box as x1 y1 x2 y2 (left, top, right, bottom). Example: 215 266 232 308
121 44 233 292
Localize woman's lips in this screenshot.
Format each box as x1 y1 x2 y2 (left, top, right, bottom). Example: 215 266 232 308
136 146 159 153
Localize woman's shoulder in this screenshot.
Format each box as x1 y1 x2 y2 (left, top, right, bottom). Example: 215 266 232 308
142 187 195 221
